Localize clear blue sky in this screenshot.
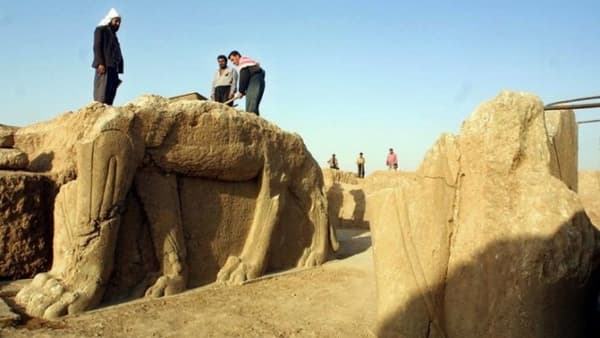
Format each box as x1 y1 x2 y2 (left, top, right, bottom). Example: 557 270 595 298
1 1 599 172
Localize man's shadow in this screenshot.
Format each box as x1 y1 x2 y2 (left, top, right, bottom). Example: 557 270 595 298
327 184 372 259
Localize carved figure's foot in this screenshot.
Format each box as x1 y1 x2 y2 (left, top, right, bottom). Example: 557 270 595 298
15 273 86 319
216 256 257 285
145 274 186 298
298 247 327 268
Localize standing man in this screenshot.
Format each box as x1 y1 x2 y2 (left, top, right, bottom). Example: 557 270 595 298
211 55 238 106
92 8 123 105
228 51 265 115
386 148 398 171
356 152 365 178
328 154 339 170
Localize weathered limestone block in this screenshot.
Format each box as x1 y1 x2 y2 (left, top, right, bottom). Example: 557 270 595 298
0 124 17 148
0 171 54 278
371 91 598 338
445 93 593 337
579 171 600 227
545 109 578 191
11 95 337 319
372 134 459 338
0 149 28 170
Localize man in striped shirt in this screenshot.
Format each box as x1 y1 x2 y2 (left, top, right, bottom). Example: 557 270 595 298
229 50 266 115
211 55 238 106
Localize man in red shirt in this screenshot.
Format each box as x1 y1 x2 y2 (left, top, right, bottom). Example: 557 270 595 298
386 148 398 171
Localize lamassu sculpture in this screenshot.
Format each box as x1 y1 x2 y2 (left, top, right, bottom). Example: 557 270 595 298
9 95 337 318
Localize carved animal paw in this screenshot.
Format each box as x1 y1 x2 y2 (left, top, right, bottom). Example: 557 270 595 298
298 247 327 268
145 274 186 298
216 256 256 285
15 273 84 319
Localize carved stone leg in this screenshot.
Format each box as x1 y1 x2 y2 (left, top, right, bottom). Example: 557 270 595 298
297 187 337 268
135 170 188 297
217 165 285 284
16 129 137 319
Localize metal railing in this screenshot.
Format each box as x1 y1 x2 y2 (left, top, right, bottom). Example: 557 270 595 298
544 96 600 124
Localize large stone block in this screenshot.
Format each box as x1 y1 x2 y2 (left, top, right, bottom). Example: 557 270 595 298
371 91 598 337
545 109 578 192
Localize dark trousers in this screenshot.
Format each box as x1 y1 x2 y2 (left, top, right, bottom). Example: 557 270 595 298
357 164 365 178
94 67 120 105
214 86 233 106
246 70 265 115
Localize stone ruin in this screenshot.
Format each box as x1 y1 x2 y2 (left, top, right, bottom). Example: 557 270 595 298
319 91 600 337
0 95 338 319
2 90 600 336
367 91 599 337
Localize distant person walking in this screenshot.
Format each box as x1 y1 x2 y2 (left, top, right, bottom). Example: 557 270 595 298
228 51 265 115
356 152 365 178
211 55 238 106
386 148 398 171
328 154 339 170
92 8 124 105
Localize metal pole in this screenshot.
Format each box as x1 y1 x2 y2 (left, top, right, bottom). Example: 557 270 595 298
544 95 600 123
545 102 600 110
545 95 600 107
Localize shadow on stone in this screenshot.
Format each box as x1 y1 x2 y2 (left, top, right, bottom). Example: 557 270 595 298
29 152 54 172
349 188 368 228
328 183 343 229
377 211 600 338
335 229 372 259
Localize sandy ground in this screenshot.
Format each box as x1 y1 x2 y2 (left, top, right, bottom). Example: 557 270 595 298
0 229 376 338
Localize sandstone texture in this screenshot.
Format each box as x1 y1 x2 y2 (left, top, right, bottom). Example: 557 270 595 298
0 171 54 279
579 171 600 227
370 91 598 338
2 95 336 319
0 149 28 170
545 109 578 191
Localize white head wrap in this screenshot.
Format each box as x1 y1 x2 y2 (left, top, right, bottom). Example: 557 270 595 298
98 8 121 26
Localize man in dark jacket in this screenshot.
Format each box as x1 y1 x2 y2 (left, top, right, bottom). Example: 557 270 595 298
228 50 265 115
92 8 124 105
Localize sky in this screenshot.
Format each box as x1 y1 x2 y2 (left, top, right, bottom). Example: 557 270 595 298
1 1 599 173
